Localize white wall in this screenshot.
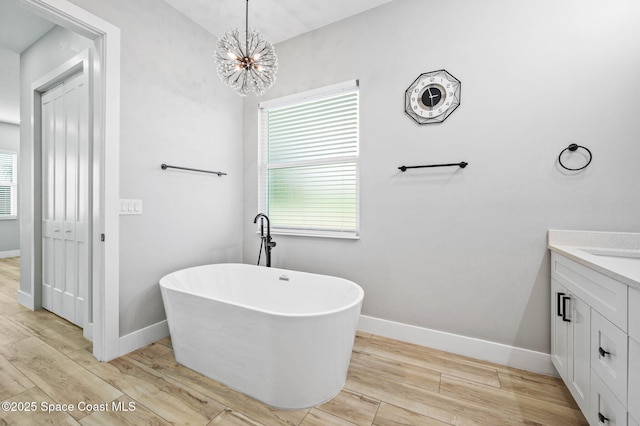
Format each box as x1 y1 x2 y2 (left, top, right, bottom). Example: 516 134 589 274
0 46 20 125
0 122 20 253
0 42 20 255
0 46 20 255
67 0 243 336
243 0 640 354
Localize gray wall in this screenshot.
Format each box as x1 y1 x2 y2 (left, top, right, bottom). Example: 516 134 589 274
68 0 244 336
0 45 20 254
243 0 640 353
0 122 20 253
0 46 20 124
21 0 244 336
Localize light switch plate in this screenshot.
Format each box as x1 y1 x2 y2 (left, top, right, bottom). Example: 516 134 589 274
119 199 142 215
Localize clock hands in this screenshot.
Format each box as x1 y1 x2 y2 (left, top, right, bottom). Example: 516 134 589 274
425 87 440 107
426 88 437 106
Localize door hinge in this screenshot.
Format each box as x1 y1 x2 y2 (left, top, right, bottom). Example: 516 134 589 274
100 233 105 242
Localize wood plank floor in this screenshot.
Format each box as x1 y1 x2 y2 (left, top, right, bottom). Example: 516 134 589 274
0 257 588 425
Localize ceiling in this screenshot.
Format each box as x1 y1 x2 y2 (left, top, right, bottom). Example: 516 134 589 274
0 1 55 53
163 0 395 44
0 0 394 53
0 0 394 124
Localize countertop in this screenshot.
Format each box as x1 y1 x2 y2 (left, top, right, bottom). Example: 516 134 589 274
548 230 640 291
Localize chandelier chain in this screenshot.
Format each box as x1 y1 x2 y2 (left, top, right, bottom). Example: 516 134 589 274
245 0 249 57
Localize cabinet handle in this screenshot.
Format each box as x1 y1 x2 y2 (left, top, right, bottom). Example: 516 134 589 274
598 412 609 423
562 296 571 322
598 347 610 357
557 292 565 317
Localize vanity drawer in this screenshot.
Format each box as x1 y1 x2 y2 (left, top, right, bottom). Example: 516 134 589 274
630 287 640 342
630 338 640 422
551 253 628 331
591 370 628 426
592 310 628 406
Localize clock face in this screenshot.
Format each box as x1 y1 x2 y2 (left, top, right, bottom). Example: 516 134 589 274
405 70 461 124
421 86 442 108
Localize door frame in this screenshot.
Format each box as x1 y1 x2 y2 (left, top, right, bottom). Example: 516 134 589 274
17 0 120 361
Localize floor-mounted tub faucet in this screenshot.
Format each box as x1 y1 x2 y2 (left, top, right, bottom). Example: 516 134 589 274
253 213 276 267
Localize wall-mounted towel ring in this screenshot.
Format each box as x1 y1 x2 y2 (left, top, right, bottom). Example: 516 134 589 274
558 144 592 171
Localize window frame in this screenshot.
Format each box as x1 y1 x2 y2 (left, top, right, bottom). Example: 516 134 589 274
0 150 18 220
258 80 360 239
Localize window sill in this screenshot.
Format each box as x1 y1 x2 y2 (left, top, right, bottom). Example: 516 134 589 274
259 229 359 240
0 216 17 221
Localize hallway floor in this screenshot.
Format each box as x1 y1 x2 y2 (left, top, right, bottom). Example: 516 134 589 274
0 257 587 425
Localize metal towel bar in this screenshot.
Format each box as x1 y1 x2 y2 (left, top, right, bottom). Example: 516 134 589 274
161 163 227 176
398 162 468 172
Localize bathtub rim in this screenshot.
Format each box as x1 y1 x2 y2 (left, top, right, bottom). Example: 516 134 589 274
159 262 364 319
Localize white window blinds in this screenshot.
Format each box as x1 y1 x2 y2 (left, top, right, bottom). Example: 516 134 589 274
259 81 359 238
0 151 17 218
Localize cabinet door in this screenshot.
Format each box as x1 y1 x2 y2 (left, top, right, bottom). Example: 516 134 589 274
630 338 640 421
551 252 627 331
630 288 640 343
552 279 570 379
568 293 591 415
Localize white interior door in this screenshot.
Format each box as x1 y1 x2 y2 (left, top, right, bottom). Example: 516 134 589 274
41 71 90 328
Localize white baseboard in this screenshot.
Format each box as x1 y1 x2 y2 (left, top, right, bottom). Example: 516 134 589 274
83 322 93 342
358 315 557 376
0 250 20 258
17 290 34 310
118 320 169 357
115 315 555 376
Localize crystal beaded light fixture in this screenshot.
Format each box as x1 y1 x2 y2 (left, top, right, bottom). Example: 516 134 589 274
215 0 278 96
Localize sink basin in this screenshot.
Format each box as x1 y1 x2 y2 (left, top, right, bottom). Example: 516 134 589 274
580 248 640 260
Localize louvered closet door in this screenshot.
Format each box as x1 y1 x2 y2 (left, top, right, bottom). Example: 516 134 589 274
41 72 89 328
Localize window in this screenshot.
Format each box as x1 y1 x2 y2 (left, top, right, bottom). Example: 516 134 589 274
0 151 17 219
259 80 359 238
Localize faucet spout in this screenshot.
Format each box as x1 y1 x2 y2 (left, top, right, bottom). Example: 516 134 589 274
253 213 270 236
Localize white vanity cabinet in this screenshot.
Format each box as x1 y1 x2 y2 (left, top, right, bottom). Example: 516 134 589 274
629 337 639 426
551 279 569 377
551 277 591 414
591 370 628 426
629 287 640 425
591 310 628 404
551 252 635 426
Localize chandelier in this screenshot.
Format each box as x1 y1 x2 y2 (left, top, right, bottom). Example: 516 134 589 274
215 0 278 96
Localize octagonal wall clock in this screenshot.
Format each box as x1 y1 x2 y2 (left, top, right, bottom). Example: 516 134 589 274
405 69 461 125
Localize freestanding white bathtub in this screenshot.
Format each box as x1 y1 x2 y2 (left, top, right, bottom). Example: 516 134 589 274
159 263 364 409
